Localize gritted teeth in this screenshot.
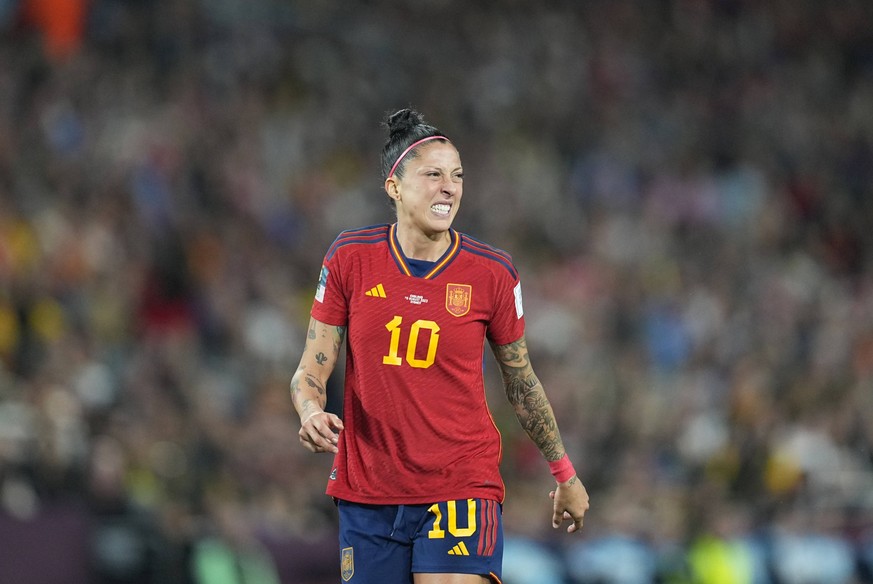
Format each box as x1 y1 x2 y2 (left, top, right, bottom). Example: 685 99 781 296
431 203 451 215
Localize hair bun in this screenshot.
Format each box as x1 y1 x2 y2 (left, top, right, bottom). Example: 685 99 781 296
380 108 446 180
386 108 425 139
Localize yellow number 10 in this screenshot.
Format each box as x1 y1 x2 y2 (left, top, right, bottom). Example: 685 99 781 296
382 316 440 368
428 500 477 539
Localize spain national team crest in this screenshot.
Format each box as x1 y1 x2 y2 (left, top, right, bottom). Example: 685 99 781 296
445 283 472 317
341 547 354 581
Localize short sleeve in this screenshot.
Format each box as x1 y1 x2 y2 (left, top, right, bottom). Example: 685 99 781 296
310 254 348 326
486 270 525 346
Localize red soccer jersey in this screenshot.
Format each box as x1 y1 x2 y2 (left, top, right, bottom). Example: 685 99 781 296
310 223 526 504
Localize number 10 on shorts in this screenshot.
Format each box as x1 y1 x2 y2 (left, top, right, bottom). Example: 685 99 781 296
427 499 476 538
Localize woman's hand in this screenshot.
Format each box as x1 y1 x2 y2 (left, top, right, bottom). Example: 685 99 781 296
549 476 590 533
299 411 344 454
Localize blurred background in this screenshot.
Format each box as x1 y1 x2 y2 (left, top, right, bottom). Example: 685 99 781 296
1 0 872 583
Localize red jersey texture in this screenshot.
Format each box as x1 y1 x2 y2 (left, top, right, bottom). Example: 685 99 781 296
310 224 526 505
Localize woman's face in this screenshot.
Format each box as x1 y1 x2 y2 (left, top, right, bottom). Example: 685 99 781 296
387 141 463 237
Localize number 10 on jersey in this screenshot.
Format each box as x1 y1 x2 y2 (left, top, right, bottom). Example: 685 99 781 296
382 316 440 369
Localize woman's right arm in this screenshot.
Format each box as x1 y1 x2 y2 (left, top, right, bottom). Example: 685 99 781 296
290 317 346 453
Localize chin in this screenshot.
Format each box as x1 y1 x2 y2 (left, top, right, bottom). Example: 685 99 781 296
431 218 454 231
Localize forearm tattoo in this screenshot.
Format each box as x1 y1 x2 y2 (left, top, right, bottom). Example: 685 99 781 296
493 338 565 462
298 397 321 420
291 322 346 416
291 368 325 411
319 323 346 356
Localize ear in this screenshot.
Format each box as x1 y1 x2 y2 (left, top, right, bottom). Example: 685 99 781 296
384 177 401 202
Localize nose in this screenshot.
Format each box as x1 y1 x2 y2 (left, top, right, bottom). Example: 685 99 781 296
441 175 460 196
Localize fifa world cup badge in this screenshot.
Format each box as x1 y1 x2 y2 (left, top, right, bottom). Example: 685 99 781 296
315 265 329 303
341 547 354 581
445 283 472 317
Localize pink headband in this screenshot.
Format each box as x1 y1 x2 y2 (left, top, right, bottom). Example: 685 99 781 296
388 135 448 178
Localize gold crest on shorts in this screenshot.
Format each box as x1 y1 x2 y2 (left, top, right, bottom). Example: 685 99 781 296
445 283 472 317
341 547 354 581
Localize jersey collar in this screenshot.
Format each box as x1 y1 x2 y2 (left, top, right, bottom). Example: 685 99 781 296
388 223 461 279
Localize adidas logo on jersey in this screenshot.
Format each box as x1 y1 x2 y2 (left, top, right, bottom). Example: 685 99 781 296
365 284 386 298
447 542 470 556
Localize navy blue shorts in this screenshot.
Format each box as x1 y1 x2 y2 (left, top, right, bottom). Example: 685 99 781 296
337 498 503 583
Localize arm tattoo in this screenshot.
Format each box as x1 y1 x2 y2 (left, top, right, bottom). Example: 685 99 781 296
290 366 304 398
290 371 326 412
304 373 325 396
333 326 346 354
492 338 565 462
299 398 321 419
290 321 345 415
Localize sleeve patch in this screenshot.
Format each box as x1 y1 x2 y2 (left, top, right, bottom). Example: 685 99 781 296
315 265 329 303
513 282 523 319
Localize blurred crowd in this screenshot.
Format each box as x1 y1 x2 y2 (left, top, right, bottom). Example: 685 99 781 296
1 1 872 583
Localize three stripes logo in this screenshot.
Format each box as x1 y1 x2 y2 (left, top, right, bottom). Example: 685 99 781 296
365 283 387 298
447 542 470 556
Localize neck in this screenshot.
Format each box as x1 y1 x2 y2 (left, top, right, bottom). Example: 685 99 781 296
395 224 451 261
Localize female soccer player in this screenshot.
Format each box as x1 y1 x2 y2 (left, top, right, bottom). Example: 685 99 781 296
290 108 589 584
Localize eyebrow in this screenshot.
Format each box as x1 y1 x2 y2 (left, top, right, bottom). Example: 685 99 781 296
419 165 463 172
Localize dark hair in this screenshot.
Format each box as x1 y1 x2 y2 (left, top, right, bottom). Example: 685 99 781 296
380 108 450 181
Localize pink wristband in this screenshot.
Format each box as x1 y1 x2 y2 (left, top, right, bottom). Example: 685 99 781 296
548 454 576 483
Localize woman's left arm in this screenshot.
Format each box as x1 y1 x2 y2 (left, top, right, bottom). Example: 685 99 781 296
490 335 590 532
